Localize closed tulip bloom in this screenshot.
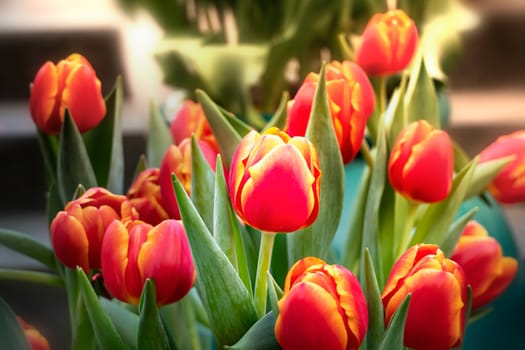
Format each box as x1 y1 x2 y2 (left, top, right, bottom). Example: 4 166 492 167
451 220 518 310
101 219 196 306
228 128 321 232
286 60 375 164
127 168 169 226
275 257 368 350
159 138 218 219
17 316 50 350
30 53 106 134
170 100 219 152
355 9 418 76
388 120 454 203
382 244 467 350
479 130 525 204
50 187 138 272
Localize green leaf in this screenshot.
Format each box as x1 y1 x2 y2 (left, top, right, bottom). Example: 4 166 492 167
196 90 244 168
385 79 407 148
0 229 56 271
267 273 283 318
147 99 173 168
161 295 203 350
46 183 63 226
84 76 124 194
76 268 127 350
464 156 513 200
101 299 139 350
378 294 411 350
172 175 258 347
131 155 148 182
0 297 32 350
262 91 289 132
220 105 254 137
190 136 216 231
57 112 97 203
287 63 344 262
226 312 279 350
452 140 471 173
0 268 63 287
364 249 385 350
37 131 58 183
138 279 170 350
440 207 478 257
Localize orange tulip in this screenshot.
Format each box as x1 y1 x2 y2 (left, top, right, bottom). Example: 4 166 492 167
388 120 454 203
50 187 138 272
478 130 525 204
101 219 196 306
228 128 321 232
275 257 368 350
286 60 375 164
382 244 467 350
355 9 418 76
17 316 50 350
127 168 169 225
30 53 106 134
451 220 518 309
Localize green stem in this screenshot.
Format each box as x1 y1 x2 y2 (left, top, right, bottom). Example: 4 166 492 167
182 295 202 350
0 268 63 288
379 76 387 116
396 202 419 257
253 231 276 318
361 140 374 170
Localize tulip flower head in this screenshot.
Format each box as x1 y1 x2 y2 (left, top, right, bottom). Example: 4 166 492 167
451 220 518 310
127 168 169 226
30 53 106 134
382 244 467 350
388 120 454 203
101 219 196 306
286 60 375 164
228 128 321 232
355 9 419 76
17 316 50 350
50 187 138 272
275 257 368 350
479 130 525 204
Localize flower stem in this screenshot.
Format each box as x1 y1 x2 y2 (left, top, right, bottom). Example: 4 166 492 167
361 140 374 170
254 231 276 318
379 76 387 116
396 202 419 257
0 268 63 288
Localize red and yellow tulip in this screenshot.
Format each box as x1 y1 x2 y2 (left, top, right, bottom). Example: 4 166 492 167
382 244 467 350
355 9 419 76
30 53 106 134
101 219 196 306
388 120 454 203
275 257 368 350
127 168 169 226
451 220 518 309
17 316 50 350
228 128 321 232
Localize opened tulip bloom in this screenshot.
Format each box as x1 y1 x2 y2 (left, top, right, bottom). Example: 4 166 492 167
127 168 169 226
101 219 196 306
355 9 418 76
50 187 138 272
30 53 106 134
275 257 368 350
382 244 467 350
479 130 525 203
389 120 454 203
451 220 518 309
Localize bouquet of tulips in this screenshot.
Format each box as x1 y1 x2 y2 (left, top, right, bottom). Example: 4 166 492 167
0 4 522 350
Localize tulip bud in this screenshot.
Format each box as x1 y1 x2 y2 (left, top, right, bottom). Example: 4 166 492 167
355 9 419 76
478 130 525 204
127 168 169 226
382 244 467 350
170 100 219 152
286 60 375 164
17 316 50 350
50 187 138 272
451 221 518 309
30 53 106 134
275 257 368 350
228 128 321 232
101 219 196 306
159 138 218 219
388 120 454 203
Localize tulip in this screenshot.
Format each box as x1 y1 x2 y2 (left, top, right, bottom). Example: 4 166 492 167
127 168 169 225
382 244 467 350
159 138 218 219
275 257 368 350
30 53 106 134
355 9 419 76
451 220 518 309
478 130 525 204
17 316 50 350
170 100 219 152
101 219 196 306
388 120 454 203
228 128 321 233
286 60 375 164
50 187 138 272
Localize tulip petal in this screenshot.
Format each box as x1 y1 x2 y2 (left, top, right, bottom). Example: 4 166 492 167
30 62 60 133
283 256 325 292
50 211 90 272
472 257 518 309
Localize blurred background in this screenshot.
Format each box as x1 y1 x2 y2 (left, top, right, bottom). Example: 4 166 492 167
0 0 524 348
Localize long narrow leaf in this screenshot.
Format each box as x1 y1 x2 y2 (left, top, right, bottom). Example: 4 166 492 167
226 312 279 350
190 136 216 231
0 229 56 271
138 279 170 350
101 299 139 350
364 249 385 350
378 295 411 350
147 99 173 168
